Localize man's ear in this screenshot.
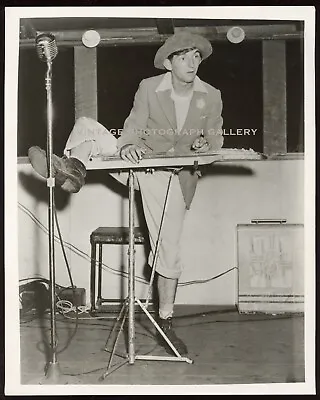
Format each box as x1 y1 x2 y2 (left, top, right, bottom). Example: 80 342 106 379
163 58 172 71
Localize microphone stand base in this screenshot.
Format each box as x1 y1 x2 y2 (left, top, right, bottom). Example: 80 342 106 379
27 362 83 385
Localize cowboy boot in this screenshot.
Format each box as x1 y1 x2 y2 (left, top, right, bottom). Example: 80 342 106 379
157 317 188 355
28 146 87 193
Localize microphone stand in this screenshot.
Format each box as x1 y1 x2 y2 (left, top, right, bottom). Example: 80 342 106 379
33 51 82 386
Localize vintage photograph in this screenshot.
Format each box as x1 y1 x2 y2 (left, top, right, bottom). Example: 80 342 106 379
5 6 315 395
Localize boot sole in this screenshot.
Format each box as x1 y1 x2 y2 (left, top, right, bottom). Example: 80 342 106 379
28 147 83 192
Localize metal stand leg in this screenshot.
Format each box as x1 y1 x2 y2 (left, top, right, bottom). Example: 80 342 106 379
128 169 136 365
97 244 103 308
100 169 193 381
90 242 97 312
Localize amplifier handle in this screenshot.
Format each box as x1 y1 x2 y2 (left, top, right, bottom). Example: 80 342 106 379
251 219 287 224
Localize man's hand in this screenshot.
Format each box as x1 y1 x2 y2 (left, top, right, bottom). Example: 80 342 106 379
191 136 211 153
120 144 146 164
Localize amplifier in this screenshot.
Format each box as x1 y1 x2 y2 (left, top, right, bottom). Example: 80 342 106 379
237 222 304 314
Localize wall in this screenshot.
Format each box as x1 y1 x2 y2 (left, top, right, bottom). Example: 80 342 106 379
17 159 304 306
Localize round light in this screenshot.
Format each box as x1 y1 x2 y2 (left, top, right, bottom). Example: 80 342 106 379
82 30 101 48
227 27 245 44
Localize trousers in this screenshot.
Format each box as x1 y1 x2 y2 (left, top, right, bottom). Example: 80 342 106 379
64 117 187 279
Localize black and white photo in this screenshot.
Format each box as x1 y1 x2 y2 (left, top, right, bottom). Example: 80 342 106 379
4 5 316 395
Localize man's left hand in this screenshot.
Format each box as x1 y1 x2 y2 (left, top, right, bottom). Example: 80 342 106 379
191 136 211 153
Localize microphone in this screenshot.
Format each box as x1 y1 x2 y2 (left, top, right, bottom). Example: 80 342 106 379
35 33 58 62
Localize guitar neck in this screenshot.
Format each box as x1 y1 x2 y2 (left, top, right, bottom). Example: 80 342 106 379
86 149 265 170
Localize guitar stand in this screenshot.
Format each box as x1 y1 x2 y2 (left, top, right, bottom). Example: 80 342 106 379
99 169 193 381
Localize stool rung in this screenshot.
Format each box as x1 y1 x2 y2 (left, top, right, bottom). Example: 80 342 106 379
91 300 156 315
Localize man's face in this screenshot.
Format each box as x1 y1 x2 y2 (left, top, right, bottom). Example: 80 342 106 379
167 49 202 84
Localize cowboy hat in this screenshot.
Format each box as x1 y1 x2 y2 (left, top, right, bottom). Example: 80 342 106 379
154 31 212 70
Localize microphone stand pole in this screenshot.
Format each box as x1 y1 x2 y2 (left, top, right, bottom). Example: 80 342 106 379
42 59 61 383
37 59 81 385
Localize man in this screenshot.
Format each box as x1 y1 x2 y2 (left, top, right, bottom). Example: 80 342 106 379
28 31 224 355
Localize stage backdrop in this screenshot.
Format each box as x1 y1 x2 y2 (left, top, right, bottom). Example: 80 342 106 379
17 39 303 157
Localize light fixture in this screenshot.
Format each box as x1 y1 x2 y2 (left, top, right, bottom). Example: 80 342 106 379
227 26 245 44
82 29 101 48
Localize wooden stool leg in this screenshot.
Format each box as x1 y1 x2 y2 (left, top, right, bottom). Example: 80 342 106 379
90 241 97 312
97 243 103 307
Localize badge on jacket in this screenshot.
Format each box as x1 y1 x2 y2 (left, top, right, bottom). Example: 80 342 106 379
196 98 206 109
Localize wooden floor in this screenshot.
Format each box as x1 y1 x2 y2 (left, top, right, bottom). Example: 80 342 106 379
20 306 305 386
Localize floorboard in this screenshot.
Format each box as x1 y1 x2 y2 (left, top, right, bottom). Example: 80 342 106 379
19 306 305 387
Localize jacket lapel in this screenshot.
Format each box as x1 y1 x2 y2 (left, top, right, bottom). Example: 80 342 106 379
156 90 177 130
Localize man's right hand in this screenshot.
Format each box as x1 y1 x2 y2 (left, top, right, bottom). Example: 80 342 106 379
120 144 146 164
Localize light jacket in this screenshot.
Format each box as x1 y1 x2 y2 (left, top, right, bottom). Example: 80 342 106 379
117 72 224 209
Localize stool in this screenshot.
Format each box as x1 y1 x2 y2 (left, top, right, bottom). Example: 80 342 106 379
90 226 146 312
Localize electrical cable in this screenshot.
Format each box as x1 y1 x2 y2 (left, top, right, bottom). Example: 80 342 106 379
21 316 155 338
19 199 80 352
53 197 80 353
54 205 74 288
21 310 299 329
18 198 241 360
19 277 67 288
21 310 301 379
18 202 149 284
68 343 161 378
45 194 86 354
55 198 137 319
65 359 130 377
18 197 240 357
64 340 160 378
18 201 237 287
178 266 237 286
55 299 115 320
